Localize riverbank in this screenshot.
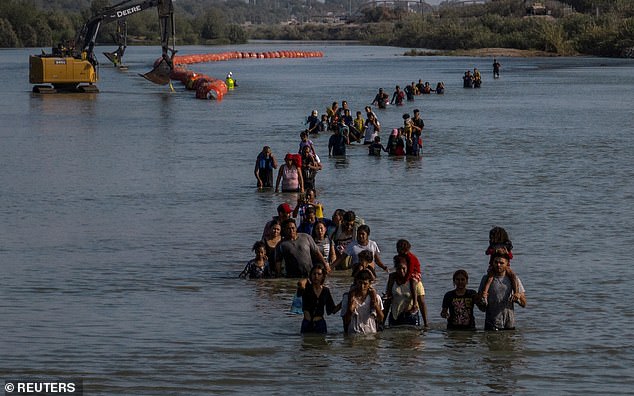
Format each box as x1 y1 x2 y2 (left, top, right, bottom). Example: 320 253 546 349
405 48 566 57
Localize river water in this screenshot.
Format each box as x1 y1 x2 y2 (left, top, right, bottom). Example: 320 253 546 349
1 43 633 394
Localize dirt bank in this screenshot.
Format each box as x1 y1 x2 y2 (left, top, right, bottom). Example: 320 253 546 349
445 48 563 57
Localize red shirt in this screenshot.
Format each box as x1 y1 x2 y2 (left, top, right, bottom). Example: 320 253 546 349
406 252 421 282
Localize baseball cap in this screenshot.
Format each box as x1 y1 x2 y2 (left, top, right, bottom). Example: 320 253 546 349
277 203 292 214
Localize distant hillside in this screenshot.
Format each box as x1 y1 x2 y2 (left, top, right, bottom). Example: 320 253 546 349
2 0 633 57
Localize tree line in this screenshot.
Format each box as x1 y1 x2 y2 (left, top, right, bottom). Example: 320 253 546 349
1 0 633 58
0 0 251 48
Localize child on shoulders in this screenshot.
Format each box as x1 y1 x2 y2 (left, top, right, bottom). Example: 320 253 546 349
480 226 519 301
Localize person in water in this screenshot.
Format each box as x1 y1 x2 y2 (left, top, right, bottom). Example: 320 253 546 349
463 70 473 88
275 153 304 193
298 131 317 158
275 218 330 277
254 146 278 188
316 114 328 134
262 202 293 240
441 269 478 330
312 220 335 266
333 224 388 273
435 82 445 94
306 109 320 134
477 248 526 331
386 239 422 316
391 85 405 106
353 111 365 140
261 219 281 268
473 67 482 88
341 269 384 334
297 264 340 334
342 108 361 142
292 188 323 220
331 210 360 269
386 129 405 156
328 125 348 157
225 72 236 90
404 84 415 101
239 241 271 279
384 254 428 328
372 88 389 109
300 145 321 191
493 58 501 78
368 136 386 156
416 79 425 95
352 249 377 281
326 101 339 130
297 205 318 236
481 226 519 301
363 112 380 145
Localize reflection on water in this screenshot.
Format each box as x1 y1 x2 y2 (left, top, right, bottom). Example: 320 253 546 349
481 331 525 394
1 46 634 393
29 92 98 118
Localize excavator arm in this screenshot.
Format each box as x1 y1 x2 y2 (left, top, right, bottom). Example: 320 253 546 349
74 0 175 83
141 0 176 85
30 0 175 92
103 19 127 68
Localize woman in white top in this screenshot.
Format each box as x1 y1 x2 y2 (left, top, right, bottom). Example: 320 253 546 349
341 269 384 335
333 224 388 272
311 220 335 265
384 255 429 329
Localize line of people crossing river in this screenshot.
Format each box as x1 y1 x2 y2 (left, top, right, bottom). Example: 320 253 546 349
246 72 525 336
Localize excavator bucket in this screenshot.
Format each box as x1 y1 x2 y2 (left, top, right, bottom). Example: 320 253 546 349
103 51 121 67
140 57 171 85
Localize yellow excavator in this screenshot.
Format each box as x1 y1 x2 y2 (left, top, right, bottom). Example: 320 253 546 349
29 0 176 93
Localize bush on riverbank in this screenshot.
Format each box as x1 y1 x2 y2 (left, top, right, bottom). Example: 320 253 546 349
1 0 633 58
383 1 633 57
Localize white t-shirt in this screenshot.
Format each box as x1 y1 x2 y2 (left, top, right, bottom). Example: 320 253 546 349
364 120 380 143
345 240 381 265
341 292 384 334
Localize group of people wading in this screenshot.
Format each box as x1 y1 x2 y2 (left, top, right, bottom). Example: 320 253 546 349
464 59 502 88
246 63 525 335
242 210 527 335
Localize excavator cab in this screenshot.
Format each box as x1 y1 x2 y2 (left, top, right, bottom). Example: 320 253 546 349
29 55 99 93
30 0 176 93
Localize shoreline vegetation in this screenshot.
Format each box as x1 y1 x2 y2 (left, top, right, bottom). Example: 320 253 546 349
1 0 633 58
404 48 563 58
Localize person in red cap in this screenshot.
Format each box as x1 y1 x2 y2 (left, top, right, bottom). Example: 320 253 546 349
275 153 304 193
261 202 293 240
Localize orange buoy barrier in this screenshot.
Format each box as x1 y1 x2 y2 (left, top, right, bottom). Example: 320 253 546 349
165 51 322 101
170 50 323 66
168 65 225 100
195 79 226 101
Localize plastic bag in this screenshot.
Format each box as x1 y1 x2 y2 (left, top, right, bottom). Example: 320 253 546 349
290 294 303 315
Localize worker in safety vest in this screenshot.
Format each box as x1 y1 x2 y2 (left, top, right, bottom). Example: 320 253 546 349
226 72 236 90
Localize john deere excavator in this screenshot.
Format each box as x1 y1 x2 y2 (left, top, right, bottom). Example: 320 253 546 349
29 0 176 93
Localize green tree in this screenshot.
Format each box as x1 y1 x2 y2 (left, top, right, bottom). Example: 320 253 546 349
200 9 226 40
35 21 54 47
0 18 21 47
18 24 38 47
226 24 247 43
